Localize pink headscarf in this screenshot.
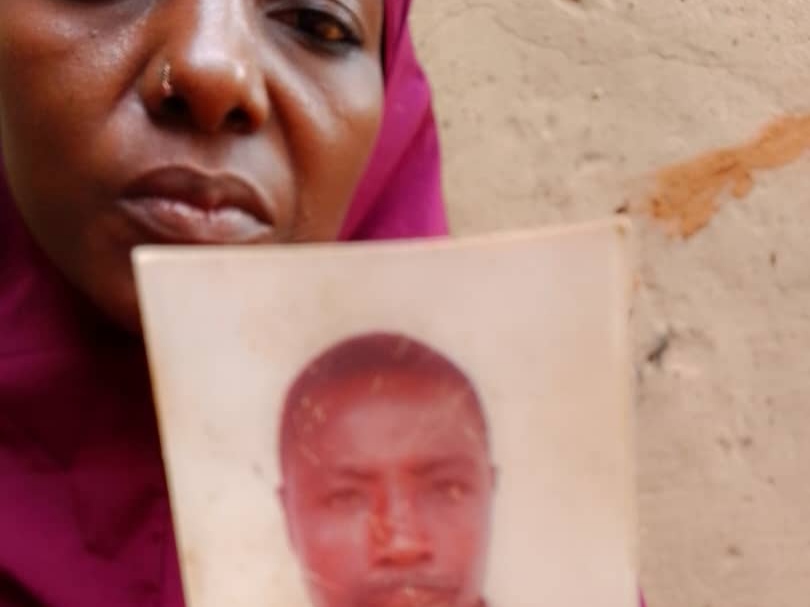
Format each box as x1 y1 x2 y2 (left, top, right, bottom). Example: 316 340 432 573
0 1 446 604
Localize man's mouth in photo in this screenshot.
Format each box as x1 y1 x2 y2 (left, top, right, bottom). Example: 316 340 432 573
358 578 460 607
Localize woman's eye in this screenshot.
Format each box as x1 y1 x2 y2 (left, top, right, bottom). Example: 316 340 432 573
274 9 360 50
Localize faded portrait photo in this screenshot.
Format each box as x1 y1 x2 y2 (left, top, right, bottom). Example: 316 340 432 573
278 332 495 607
135 222 636 607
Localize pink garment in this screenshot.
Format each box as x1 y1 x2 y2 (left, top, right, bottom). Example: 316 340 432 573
0 1 445 605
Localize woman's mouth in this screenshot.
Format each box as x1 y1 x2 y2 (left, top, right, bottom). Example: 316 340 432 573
118 166 274 244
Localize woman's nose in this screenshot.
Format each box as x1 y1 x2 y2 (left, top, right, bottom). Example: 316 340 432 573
141 0 270 134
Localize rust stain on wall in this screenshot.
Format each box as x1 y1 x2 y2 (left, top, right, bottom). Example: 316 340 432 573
644 114 810 237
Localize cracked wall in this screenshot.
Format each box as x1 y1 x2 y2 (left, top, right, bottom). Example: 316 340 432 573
410 1 810 606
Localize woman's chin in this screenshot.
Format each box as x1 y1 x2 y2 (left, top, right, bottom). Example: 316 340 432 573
79 269 145 338
105 284 145 337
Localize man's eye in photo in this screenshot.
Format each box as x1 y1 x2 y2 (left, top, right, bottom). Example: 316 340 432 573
324 488 367 510
430 479 470 501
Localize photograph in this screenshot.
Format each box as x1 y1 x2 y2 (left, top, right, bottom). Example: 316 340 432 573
134 219 637 607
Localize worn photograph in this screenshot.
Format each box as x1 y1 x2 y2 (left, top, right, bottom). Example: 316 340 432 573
134 220 636 607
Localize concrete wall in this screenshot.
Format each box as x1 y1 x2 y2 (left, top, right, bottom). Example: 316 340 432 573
410 2 810 606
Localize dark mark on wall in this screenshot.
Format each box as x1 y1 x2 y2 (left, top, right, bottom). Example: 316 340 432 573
646 333 671 367
726 545 743 558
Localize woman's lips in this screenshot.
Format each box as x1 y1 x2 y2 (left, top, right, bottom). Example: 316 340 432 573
118 166 273 244
119 197 272 243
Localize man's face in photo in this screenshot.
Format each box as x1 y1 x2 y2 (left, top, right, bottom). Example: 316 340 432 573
281 372 494 607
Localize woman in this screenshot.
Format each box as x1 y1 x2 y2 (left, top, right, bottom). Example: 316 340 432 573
0 0 443 604
0 1 645 605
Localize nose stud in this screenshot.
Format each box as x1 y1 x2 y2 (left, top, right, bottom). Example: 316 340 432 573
160 61 174 98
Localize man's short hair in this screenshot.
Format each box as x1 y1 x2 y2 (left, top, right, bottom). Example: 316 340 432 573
279 331 488 470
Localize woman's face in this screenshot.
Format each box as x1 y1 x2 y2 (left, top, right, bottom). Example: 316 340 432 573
0 0 384 330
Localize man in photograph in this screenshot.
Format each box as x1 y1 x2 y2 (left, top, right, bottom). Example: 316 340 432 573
278 332 495 607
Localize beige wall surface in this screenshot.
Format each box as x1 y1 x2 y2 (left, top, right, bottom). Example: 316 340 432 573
410 2 810 606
